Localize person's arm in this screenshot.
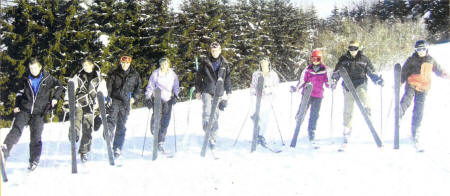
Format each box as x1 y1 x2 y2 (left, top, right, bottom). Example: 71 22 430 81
173 73 180 97
133 72 142 100
224 63 232 95
431 57 448 78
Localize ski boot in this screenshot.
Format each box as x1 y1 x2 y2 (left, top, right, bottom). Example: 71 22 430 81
158 142 166 153
257 135 267 147
80 153 88 163
113 148 121 159
28 161 39 171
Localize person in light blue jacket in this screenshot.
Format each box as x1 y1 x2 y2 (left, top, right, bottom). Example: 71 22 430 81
145 57 180 152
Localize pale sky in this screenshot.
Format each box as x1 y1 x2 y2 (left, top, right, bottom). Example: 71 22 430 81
170 0 361 18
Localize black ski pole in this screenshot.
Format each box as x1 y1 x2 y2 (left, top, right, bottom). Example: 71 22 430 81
141 108 152 157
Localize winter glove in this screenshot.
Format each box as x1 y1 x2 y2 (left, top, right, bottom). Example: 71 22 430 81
218 100 228 111
331 72 340 81
51 99 58 107
289 86 297 93
94 115 102 131
169 96 178 105
63 101 70 113
330 80 337 90
375 77 384 87
146 99 153 109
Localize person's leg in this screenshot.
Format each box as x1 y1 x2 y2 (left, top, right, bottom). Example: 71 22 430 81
79 113 94 154
29 114 45 164
399 84 416 118
3 111 30 158
307 97 322 141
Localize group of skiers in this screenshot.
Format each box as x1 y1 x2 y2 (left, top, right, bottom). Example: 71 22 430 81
1 39 447 171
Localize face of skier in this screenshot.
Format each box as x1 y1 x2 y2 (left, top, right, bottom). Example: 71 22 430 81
415 47 427 57
120 56 132 71
348 45 359 57
29 61 42 77
160 58 170 73
211 48 221 59
82 60 94 73
311 56 321 65
260 59 270 73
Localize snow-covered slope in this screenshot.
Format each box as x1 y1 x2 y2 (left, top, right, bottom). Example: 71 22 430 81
2 43 450 196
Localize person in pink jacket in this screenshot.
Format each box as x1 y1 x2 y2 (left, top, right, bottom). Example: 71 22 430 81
291 49 329 143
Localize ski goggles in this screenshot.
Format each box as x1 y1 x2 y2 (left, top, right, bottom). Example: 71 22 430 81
210 42 221 49
311 56 321 62
348 46 359 51
415 47 427 52
120 56 132 63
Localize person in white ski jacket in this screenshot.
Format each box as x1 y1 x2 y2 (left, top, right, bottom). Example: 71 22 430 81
250 56 280 146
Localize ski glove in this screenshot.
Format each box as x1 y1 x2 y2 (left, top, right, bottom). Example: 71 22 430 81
146 99 153 109
289 86 297 92
169 96 178 105
218 100 228 111
94 115 102 131
330 80 338 90
375 77 384 87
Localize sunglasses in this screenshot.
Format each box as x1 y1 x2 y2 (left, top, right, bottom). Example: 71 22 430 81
121 56 132 63
348 46 359 51
415 47 427 52
210 42 220 49
311 56 321 62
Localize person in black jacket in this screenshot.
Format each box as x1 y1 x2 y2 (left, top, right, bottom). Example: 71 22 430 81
63 58 107 162
2 58 64 171
106 55 142 159
195 42 232 150
331 41 384 144
399 40 448 152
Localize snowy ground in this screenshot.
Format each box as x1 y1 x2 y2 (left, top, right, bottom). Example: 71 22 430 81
2 43 450 196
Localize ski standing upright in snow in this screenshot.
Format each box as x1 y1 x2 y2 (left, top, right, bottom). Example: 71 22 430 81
152 88 162 161
290 83 313 148
394 63 401 149
97 92 115 166
200 77 224 157
68 81 78 173
251 75 264 152
1 140 7 182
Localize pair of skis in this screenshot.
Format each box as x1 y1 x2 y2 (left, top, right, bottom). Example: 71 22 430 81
68 80 115 171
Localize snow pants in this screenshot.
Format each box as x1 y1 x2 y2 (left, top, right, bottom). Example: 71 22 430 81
399 84 426 138
74 107 94 154
202 93 221 143
342 82 370 135
306 97 323 140
3 111 45 164
107 99 130 151
151 101 173 143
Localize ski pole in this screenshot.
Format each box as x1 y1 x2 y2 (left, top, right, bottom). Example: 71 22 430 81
330 88 334 137
233 93 252 146
173 105 177 153
141 108 152 157
269 98 285 145
380 86 383 137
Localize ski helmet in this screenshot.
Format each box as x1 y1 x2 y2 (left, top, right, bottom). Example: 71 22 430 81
414 40 427 49
311 49 322 63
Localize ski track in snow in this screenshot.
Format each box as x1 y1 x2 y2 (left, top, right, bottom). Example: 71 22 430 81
2 43 450 196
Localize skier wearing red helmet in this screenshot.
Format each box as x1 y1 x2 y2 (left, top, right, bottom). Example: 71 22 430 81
290 49 329 147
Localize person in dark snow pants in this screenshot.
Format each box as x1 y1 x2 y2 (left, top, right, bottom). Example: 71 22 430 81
2 58 64 171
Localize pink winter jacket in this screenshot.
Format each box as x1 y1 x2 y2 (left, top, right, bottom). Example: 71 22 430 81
300 64 329 98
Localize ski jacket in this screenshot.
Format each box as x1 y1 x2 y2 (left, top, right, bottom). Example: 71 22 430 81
15 70 64 115
401 52 446 92
250 70 279 96
195 55 232 97
145 68 180 102
301 64 329 98
107 66 142 104
333 51 380 89
65 66 107 113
